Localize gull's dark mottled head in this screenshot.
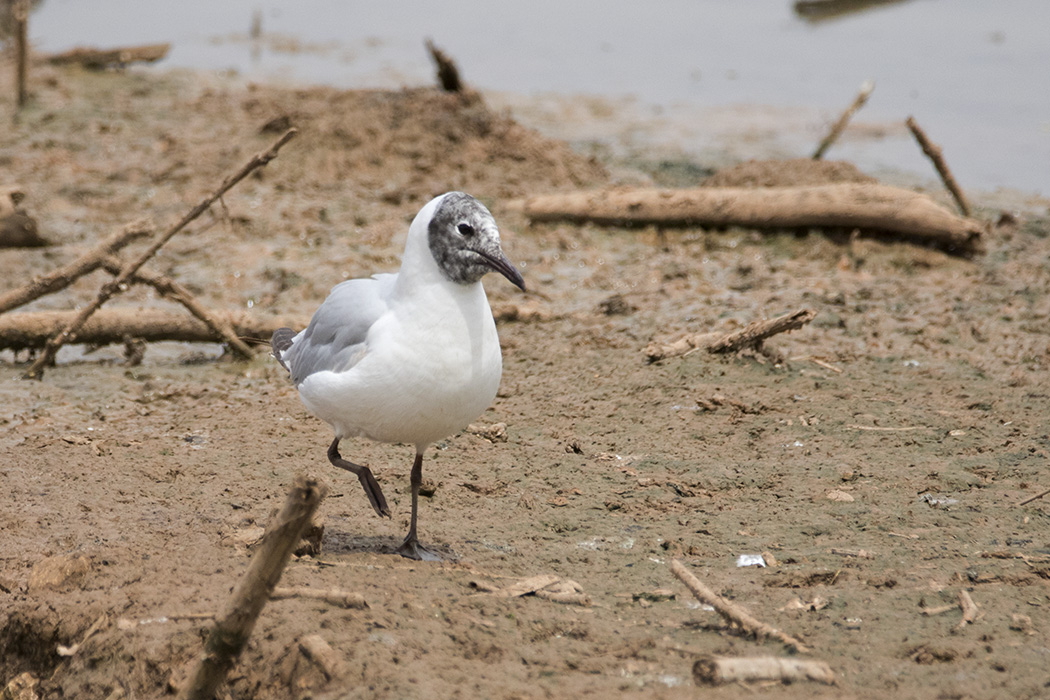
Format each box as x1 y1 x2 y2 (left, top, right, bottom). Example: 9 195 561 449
427 192 526 291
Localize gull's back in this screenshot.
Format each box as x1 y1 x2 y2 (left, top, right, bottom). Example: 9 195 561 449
273 273 397 386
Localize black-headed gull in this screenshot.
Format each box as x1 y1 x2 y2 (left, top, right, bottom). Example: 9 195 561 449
272 192 525 560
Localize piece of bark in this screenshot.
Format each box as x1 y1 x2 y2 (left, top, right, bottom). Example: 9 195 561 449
0 213 47 248
906 116 972 217
45 43 171 69
0 219 153 314
178 476 328 700
99 256 254 359
0 308 308 350
516 183 985 255
23 128 297 379
670 559 809 653
813 80 874 159
693 655 835 686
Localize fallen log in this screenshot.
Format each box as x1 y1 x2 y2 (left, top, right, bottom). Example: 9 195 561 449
0 308 308 351
45 43 171 69
516 183 985 256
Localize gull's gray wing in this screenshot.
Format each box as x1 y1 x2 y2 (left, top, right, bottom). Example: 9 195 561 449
280 273 396 386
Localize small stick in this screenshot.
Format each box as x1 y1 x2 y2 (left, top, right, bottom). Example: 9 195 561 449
693 655 835 686
425 39 463 93
669 559 809 653
178 476 327 700
906 116 972 217
270 586 368 610
1017 487 1050 507
956 589 978 630
812 80 874 159
99 255 253 359
45 43 171 69
14 0 29 110
920 604 956 617
708 308 816 355
24 128 296 379
298 634 344 680
0 220 154 314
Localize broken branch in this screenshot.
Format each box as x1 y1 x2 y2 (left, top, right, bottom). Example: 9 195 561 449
645 309 815 363
670 559 809 653
0 220 154 314
24 127 297 379
517 183 984 255
813 79 874 159
956 589 978 630
99 256 253 359
906 116 972 217
178 476 327 700
425 39 463 92
693 655 835 686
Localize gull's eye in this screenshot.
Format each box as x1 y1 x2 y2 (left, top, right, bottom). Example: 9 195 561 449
457 222 475 237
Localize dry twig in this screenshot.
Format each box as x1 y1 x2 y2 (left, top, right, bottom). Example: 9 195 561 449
178 476 327 700
669 559 809 653
1017 487 1050 507
812 80 874 159
24 128 297 379
0 220 154 314
645 309 815 363
693 655 835 686
906 116 972 217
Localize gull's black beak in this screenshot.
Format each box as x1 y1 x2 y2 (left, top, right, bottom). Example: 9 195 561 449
476 249 526 292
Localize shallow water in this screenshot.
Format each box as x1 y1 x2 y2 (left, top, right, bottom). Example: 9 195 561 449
30 0 1050 196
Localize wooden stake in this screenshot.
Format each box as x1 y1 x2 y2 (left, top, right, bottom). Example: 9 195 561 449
906 116 972 217
812 80 874 159
23 128 296 379
425 39 463 93
669 559 809 653
178 476 328 700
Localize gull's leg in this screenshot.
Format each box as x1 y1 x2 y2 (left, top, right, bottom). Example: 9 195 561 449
328 438 390 518
396 451 439 561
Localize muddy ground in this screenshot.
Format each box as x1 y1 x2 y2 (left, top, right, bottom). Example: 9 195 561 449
1 63 1049 700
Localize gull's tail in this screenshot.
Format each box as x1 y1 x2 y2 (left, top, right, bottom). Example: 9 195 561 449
270 327 296 371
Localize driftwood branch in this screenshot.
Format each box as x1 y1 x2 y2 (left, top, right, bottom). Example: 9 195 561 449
812 80 874 159
906 116 972 217
645 309 815 363
0 220 154 314
517 183 984 256
45 43 171 69
99 256 254 359
670 559 809 653
24 127 297 379
178 476 328 700
0 308 308 350
693 655 835 686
